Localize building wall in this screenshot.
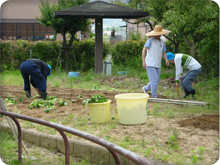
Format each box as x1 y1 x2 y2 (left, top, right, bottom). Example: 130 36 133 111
125 20 170 42
0 0 65 40
126 19 150 40
1 0 58 20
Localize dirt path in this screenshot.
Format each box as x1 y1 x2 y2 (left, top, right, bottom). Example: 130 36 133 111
0 85 219 164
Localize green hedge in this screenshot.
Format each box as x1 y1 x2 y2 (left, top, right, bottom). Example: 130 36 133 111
110 40 145 69
0 40 109 72
0 39 218 78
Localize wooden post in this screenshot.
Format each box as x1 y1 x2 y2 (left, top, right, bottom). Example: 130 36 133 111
95 17 103 74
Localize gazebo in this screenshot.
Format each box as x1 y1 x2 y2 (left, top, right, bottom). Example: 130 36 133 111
53 0 149 73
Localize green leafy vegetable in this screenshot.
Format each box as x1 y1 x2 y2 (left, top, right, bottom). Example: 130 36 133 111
82 95 107 107
19 96 23 102
58 100 68 106
76 94 83 99
44 109 50 113
28 96 67 113
4 95 17 105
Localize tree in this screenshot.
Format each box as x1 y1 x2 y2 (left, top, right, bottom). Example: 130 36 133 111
36 0 90 71
125 0 219 57
163 0 219 76
116 0 219 76
163 1 218 58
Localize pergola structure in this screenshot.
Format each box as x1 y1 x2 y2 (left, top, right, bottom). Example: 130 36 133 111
53 0 149 73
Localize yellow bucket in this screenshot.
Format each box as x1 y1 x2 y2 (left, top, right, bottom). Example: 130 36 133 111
115 93 149 125
88 100 111 123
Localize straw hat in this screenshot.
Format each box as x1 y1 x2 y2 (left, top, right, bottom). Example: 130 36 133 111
145 25 171 36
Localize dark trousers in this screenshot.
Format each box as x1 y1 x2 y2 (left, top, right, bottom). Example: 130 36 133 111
181 67 202 91
20 60 46 92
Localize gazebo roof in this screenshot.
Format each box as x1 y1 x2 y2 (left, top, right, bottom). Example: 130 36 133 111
53 1 150 74
53 1 149 18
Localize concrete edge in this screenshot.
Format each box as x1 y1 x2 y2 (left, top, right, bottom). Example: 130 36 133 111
0 122 136 165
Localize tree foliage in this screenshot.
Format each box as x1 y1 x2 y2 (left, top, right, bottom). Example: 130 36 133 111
36 0 90 71
117 0 219 77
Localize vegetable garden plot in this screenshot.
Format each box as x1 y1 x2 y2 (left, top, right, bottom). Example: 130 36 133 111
0 85 219 165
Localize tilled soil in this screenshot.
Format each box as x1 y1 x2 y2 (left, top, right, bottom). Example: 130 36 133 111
0 85 219 165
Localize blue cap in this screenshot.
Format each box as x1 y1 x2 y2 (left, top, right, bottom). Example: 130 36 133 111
166 52 175 60
47 64 51 76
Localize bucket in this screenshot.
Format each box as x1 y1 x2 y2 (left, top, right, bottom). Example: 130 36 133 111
88 100 111 123
115 93 149 125
117 71 127 75
103 61 112 75
68 72 80 77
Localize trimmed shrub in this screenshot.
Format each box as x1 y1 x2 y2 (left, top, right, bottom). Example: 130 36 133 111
0 40 110 72
110 40 145 68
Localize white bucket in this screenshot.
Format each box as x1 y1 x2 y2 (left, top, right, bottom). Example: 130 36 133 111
115 93 149 125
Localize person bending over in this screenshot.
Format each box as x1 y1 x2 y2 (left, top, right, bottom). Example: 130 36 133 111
166 52 202 98
20 59 51 100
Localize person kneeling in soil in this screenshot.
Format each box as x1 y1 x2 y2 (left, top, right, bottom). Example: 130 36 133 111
166 52 202 98
20 59 51 100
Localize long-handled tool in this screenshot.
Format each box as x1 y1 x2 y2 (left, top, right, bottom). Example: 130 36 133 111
177 86 180 96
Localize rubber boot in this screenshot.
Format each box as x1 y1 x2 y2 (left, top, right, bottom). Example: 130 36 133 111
182 89 189 98
25 90 31 98
189 89 196 99
41 92 47 100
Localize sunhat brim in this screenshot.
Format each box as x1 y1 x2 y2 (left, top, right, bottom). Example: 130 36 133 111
145 30 171 36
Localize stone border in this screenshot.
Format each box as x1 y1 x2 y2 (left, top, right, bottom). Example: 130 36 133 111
0 121 169 165
0 122 136 165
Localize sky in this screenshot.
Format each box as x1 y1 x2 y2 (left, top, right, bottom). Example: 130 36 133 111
91 19 126 30
103 19 126 28
89 0 127 29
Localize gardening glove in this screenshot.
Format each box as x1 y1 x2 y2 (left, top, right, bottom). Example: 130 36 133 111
36 88 41 95
25 90 31 98
41 92 47 100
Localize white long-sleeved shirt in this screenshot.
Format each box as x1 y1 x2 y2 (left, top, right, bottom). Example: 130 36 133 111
175 53 201 83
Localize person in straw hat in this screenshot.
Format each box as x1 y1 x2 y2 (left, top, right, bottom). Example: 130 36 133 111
142 25 171 98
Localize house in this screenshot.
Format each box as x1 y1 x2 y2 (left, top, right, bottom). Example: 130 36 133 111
125 19 151 40
0 0 73 41
1 0 150 42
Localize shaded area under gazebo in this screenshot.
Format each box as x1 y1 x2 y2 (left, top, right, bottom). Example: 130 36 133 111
54 1 149 73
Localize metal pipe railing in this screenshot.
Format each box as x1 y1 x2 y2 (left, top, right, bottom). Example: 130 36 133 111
10 117 22 162
0 110 153 165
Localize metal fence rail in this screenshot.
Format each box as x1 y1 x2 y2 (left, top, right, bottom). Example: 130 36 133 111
0 110 153 165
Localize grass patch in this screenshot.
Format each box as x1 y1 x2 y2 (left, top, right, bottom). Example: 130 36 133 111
0 130 104 165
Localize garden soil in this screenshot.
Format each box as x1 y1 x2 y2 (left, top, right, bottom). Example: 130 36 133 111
0 85 219 164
